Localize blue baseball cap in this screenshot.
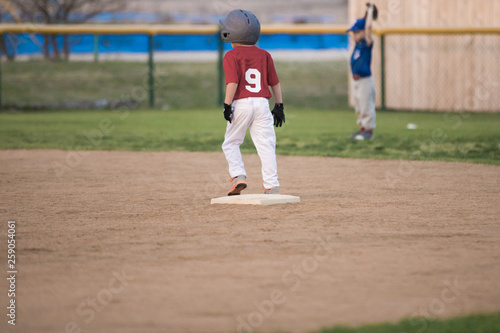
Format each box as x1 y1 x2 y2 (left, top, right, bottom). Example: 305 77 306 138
347 18 366 32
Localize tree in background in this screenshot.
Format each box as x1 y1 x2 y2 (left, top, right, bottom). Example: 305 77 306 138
4 0 118 60
0 0 23 60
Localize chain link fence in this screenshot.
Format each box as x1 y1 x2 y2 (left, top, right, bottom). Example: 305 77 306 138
1 27 499 112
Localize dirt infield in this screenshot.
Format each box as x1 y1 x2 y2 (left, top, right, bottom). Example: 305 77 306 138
1 150 499 333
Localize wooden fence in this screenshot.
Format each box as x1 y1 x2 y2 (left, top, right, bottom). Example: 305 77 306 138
349 0 500 112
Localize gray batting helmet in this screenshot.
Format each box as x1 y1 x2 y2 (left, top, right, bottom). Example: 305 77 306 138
219 9 261 45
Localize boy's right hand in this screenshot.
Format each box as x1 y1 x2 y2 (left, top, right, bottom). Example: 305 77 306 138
223 103 233 123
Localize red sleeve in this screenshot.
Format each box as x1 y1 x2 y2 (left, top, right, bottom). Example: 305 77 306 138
223 53 239 84
267 53 280 86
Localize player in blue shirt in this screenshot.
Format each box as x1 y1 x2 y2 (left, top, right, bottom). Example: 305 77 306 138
348 3 377 140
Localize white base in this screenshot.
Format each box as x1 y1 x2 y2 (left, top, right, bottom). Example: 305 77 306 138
211 194 300 206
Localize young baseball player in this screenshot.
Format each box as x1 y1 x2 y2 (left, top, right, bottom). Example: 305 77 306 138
348 3 377 140
219 9 285 196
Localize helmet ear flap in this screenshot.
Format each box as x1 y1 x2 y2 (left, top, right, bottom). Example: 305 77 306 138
220 26 232 42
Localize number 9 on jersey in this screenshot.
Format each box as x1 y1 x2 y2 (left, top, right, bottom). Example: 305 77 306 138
245 69 262 93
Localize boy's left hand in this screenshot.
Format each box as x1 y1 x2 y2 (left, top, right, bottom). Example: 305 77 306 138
223 103 233 123
271 103 285 127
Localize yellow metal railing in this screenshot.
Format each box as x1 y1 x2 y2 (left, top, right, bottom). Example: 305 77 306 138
0 23 352 35
0 23 219 35
375 27 500 35
1 23 499 35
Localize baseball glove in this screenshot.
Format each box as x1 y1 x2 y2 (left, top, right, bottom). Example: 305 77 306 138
365 3 378 21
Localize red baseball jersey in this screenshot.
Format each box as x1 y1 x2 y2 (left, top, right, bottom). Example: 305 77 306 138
223 46 280 101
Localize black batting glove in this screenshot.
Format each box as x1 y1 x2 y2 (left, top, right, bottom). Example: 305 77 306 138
223 103 233 123
271 103 285 127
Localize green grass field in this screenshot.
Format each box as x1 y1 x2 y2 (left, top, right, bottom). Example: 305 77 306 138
0 108 499 165
2 60 498 164
318 312 500 333
1 60 349 110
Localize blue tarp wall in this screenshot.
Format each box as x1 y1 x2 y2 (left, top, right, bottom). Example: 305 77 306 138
3 33 348 55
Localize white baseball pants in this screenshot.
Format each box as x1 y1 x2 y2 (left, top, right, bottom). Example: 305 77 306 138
353 76 376 130
222 97 279 189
